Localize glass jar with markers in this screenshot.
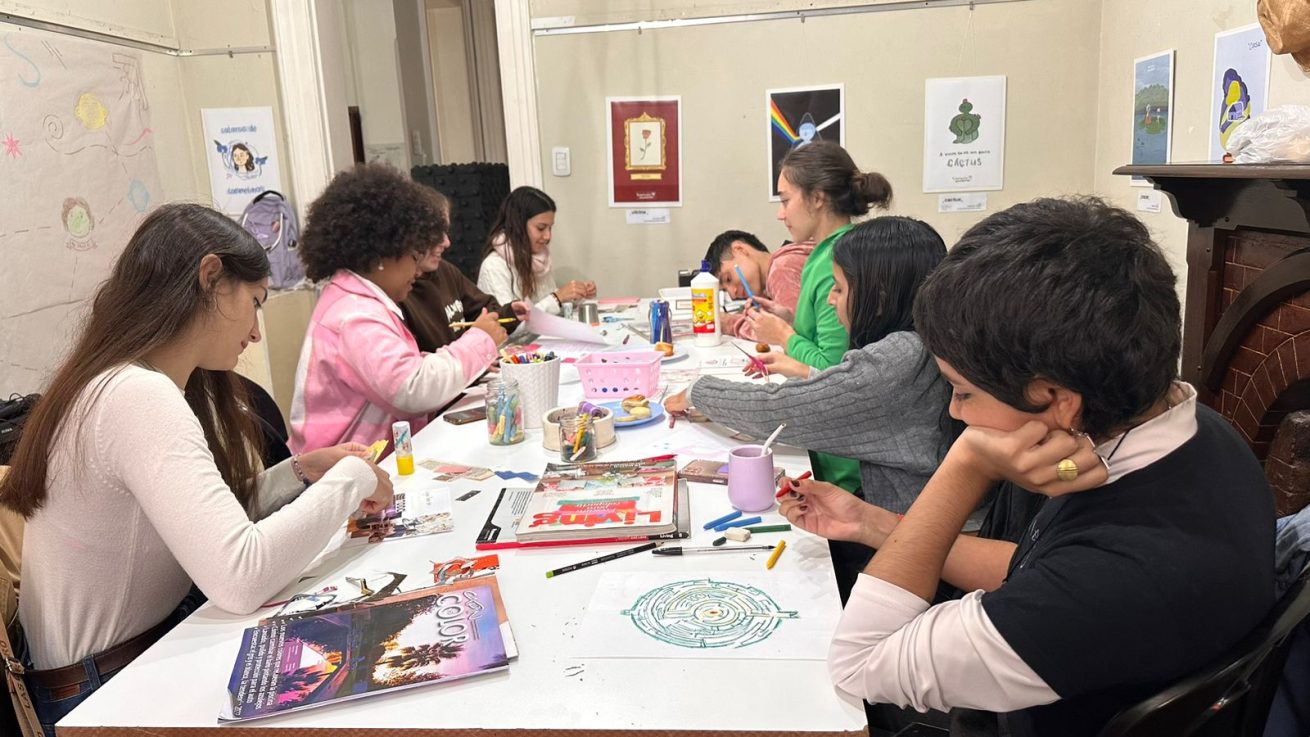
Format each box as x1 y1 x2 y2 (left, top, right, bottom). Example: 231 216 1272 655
485 378 524 446
558 411 597 463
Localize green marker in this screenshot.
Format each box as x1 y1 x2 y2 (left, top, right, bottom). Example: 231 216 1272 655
744 524 792 534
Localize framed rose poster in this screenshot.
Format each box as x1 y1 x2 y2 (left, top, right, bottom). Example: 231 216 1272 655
606 97 682 207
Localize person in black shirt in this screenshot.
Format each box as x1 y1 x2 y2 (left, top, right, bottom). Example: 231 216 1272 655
782 196 1274 737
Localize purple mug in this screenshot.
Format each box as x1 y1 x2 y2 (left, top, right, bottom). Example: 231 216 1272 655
728 444 776 512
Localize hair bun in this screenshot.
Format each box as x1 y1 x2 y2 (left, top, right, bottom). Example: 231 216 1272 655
853 171 893 209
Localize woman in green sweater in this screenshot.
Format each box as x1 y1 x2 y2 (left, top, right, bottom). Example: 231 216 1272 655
747 141 892 493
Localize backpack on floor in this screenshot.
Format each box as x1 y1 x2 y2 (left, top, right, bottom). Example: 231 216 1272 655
240 191 305 289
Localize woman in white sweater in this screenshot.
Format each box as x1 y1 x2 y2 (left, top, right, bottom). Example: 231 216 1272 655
0 204 393 736
477 186 596 314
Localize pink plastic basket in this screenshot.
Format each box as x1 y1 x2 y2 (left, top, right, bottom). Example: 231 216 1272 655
574 351 663 399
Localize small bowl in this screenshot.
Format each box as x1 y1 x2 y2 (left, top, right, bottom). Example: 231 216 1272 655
542 405 618 452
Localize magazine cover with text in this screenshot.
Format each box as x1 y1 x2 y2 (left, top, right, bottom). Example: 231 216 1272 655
221 584 507 722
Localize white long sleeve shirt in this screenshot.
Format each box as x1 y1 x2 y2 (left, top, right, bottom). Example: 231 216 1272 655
828 383 1199 712
477 251 561 315
20 365 377 670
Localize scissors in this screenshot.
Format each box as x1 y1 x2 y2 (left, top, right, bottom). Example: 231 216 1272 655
730 342 769 378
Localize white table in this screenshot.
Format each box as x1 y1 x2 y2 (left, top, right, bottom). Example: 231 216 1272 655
59 330 865 737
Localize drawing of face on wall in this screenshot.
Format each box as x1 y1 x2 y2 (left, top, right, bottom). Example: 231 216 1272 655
62 196 96 251
212 139 266 180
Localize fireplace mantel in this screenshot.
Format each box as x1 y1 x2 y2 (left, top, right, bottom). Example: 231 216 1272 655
1114 164 1310 513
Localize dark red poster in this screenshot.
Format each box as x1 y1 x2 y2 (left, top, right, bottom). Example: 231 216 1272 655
606 97 681 207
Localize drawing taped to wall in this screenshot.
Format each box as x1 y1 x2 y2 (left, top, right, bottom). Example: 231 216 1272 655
0 28 162 395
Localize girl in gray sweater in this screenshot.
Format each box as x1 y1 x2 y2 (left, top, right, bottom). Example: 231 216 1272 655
666 216 960 520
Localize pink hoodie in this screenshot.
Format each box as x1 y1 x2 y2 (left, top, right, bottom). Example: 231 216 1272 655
723 240 816 340
290 270 497 452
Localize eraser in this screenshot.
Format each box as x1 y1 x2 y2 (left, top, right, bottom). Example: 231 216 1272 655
724 528 752 542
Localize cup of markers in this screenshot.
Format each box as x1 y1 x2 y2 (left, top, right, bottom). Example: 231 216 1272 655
485 378 524 446
499 350 560 430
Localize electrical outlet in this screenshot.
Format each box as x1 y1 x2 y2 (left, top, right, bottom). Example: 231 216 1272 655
551 146 571 176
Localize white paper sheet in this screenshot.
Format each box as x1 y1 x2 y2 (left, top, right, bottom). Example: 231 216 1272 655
574 571 839 660
526 306 611 344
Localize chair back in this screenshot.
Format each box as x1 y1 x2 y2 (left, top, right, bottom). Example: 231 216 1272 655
1098 563 1310 737
0 466 42 737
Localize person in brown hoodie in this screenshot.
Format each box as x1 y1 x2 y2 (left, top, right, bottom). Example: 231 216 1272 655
401 192 528 353
703 229 814 341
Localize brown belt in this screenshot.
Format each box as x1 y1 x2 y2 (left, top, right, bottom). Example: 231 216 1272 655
25 617 173 699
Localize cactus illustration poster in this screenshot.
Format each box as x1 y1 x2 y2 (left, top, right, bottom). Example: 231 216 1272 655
766 85 844 201
922 76 1006 193
1130 50 1174 185
1210 24 1271 162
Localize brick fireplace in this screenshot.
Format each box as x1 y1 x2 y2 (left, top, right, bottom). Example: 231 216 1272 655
1116 164 1310 515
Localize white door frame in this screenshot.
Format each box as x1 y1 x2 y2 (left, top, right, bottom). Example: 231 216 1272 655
268 0 353 214
492 0 542 187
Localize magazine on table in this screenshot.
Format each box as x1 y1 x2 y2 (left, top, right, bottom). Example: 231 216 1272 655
220 583 509 722
514 456 681 543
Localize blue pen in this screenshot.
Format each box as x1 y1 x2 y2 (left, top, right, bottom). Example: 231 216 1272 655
703 510 743 530
734 265 759 308
714 515 763 532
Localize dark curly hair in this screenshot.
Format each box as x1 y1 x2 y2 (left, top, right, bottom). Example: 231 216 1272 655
913 196 1180 439
299 163 449 281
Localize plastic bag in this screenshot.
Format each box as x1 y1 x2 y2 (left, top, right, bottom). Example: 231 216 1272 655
1226 105 1310 163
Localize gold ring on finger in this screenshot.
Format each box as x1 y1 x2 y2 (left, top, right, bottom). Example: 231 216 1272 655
1056 458 1079 482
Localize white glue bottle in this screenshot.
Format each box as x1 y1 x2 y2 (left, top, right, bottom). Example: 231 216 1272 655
690 259 721 347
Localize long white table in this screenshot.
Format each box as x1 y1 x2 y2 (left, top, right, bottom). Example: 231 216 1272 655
59 328 865 737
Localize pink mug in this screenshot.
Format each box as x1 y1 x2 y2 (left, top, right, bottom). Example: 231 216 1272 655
728 444 776 512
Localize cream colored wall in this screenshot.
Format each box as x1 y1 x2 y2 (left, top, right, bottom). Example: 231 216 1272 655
1091 0 1310 315
427 0 478 163
531 0 1101 298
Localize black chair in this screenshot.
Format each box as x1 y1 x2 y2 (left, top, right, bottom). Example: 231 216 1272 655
1098 563 1310 737
235 375 291 469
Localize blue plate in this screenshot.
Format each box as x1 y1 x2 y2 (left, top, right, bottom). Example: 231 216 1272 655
600 400 665 428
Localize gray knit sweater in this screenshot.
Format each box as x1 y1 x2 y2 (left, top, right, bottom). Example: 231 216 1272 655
689 331 952 516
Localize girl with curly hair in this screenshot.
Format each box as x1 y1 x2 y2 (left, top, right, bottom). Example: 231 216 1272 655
290 164 509 451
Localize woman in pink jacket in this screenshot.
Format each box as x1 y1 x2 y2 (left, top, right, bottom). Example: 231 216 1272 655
290 164 509 451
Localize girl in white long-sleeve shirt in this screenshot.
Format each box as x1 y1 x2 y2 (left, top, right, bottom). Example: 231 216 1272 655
477 186 595 314
0 203 393 737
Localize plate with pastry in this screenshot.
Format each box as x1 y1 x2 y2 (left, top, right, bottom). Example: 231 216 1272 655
601 395 666 428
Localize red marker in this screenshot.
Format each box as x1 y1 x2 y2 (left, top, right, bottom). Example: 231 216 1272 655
775 470 813 499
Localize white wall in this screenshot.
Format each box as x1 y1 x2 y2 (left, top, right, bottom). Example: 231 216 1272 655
1090 0 1310 314
530 0 1102 298
342 0 410 169
427 0 478 163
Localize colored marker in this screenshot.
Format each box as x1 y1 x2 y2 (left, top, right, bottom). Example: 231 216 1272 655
703 509 743 530
744 524 792 534
714 515 763 532
734 265 759 307
652 544 776 556
775 470 814 499
765 539 787 570
545 542 658 578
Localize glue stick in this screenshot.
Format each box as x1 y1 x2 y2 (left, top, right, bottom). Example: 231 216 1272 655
392 420 415 476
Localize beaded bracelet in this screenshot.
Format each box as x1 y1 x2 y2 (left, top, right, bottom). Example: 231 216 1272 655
290 455 310 485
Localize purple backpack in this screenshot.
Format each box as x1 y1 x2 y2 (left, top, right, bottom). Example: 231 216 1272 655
240 191 305 289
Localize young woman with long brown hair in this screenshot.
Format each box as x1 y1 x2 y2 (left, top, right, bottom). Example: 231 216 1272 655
0 203 392 736
477 186 596 314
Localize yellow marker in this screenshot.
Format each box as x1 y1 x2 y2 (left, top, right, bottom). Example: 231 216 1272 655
366 439 388 463
765 539 786 570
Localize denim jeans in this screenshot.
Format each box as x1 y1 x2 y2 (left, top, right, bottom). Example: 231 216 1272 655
23 652 123 737
19 585 208 737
